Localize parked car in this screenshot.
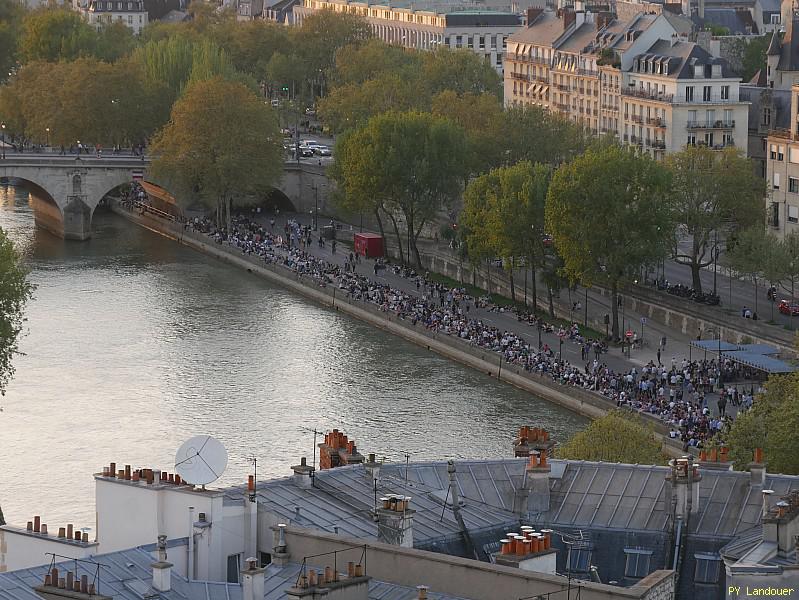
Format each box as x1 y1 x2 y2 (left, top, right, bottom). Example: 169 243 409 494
314 146 331 156
778 299 799 315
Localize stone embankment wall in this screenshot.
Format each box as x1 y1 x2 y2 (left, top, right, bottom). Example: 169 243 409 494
111 202 689 458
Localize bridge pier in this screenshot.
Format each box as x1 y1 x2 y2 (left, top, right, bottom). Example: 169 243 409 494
61 195 93 240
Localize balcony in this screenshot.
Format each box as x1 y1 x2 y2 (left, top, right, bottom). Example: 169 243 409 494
621 87 674 103
510 72 530 81
601 104 618 112
630 114 643 124
554 83 570 92
647 117 666 128
592 108 598 116
532 74 548 84
651 139 666 149
697 140 736 150
554 103 570 112
686 120 735 130
770 128 794 140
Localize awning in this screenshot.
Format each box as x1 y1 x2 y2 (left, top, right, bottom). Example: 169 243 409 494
737 344 780 355
690 340 739 352
141 181 177 206
722 350 797 374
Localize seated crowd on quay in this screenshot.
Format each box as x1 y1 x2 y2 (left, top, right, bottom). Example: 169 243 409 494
185 212 762 452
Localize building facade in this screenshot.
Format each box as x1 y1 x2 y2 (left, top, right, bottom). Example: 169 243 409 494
765 84 799 236
293 0 522 73
504 8 749 157
72 0 149 33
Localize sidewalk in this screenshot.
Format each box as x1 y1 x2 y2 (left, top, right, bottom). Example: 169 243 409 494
261 211 749 421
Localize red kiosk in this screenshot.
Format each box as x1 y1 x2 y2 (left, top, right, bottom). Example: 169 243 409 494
353 232 384 258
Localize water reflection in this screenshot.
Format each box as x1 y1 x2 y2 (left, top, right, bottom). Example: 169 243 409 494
0 182 586 528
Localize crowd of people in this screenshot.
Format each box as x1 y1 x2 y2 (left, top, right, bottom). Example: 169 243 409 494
180 211 761 451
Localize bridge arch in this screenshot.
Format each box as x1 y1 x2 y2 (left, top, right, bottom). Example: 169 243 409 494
0 175 66 238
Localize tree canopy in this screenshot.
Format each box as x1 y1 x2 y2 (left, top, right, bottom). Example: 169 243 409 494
556 410 665 465
667 146 765 291
726 372 799 474
332 111 467 265
546 144 674 338
150 77 283 230
0 228 33 396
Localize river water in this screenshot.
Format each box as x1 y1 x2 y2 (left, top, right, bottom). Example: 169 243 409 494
0 182 586 531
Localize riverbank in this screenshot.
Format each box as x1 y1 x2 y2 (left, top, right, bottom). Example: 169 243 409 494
110 202 688 458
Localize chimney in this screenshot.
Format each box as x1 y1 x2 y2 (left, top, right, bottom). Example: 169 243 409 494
241 557 265 600
519 450 551 514
318 430 365 470
493 528 557 574
364 453 381 482
698 0 705 20
750 448 766 487
417 585 429 599
286 561 370 600
562 8 576 30
667 456 701 518
526 7 543 24
761 490 799 556
377 495 415 547
291 457 315 488
272 523 290 566
152 535 173 592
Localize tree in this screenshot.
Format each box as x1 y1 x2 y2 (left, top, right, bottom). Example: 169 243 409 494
725 226 774 317
431 90 505 176
332 111 467 266
94 21 137 62
0 0 23 82
726 372 799 475
546 145 674 339
292 9 372 93
556 410 664 465
667 146 765 292
18 8 97 63
0 228 33 396
503 105 586 168
461 161 550 304
318 73 421 132
210 19 289 85
420 46 502 98
0 58 171 146
331 38 419 87
150 77 283 231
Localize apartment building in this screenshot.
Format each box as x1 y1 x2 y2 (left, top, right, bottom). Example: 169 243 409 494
72 0 149 33
294 0 522 73
764 84 799 237
504 8 749 157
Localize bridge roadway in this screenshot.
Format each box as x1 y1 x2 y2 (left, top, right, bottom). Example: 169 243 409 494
0 153 331 240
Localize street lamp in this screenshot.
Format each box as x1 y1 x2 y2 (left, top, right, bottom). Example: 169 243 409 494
76 140 81 161
312 183 319 231
1 122 5 160
537 320 543 350
45 127 50 148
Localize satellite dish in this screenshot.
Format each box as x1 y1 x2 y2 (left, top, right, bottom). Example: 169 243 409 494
175 435 228 486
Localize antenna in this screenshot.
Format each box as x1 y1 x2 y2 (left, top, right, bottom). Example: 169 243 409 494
299 426 322 470
175 435 228 488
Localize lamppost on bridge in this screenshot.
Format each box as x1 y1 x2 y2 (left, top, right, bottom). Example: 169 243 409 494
76 140 81 161
45 127 50 148
1 122 6 160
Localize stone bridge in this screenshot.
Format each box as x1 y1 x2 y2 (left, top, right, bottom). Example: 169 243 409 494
0 154 332 240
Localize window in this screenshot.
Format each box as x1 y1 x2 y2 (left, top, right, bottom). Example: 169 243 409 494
792 177 799 193
703 85 711 101
128 14 132 22
774 172 781 189
226 554 241 583
721 85 730 100
790 205 799 223
772 143 778 159
687 134 696 146
624 548 652 579
694 554 721 584
496 54 502 66
704 132 714 147
771 202 780 227
685 86 694 102
259 552 272 567
567 546 591 573
479 36 485 50
772 13 781 24
780 146 786 160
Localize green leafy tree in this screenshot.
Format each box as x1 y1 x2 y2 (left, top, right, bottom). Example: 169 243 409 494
332 111 467 266
421 46 501 98
503 105 586 167
726 226 773 317
556 410 665 465
209 19 289 85
461 161 550 303
546 145 674 339
0 0 23 82
19 8 97 62
727 373 799 474
431 90 505 176
667 146 765 292
318 73 421 132
94 21 137 62
0 229 33 396
331 38 419 86
293 9 372 93
0 58 170 146
150 77 283 231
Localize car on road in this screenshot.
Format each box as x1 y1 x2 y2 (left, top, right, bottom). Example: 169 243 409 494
314 145 331 156
778 299 799 315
